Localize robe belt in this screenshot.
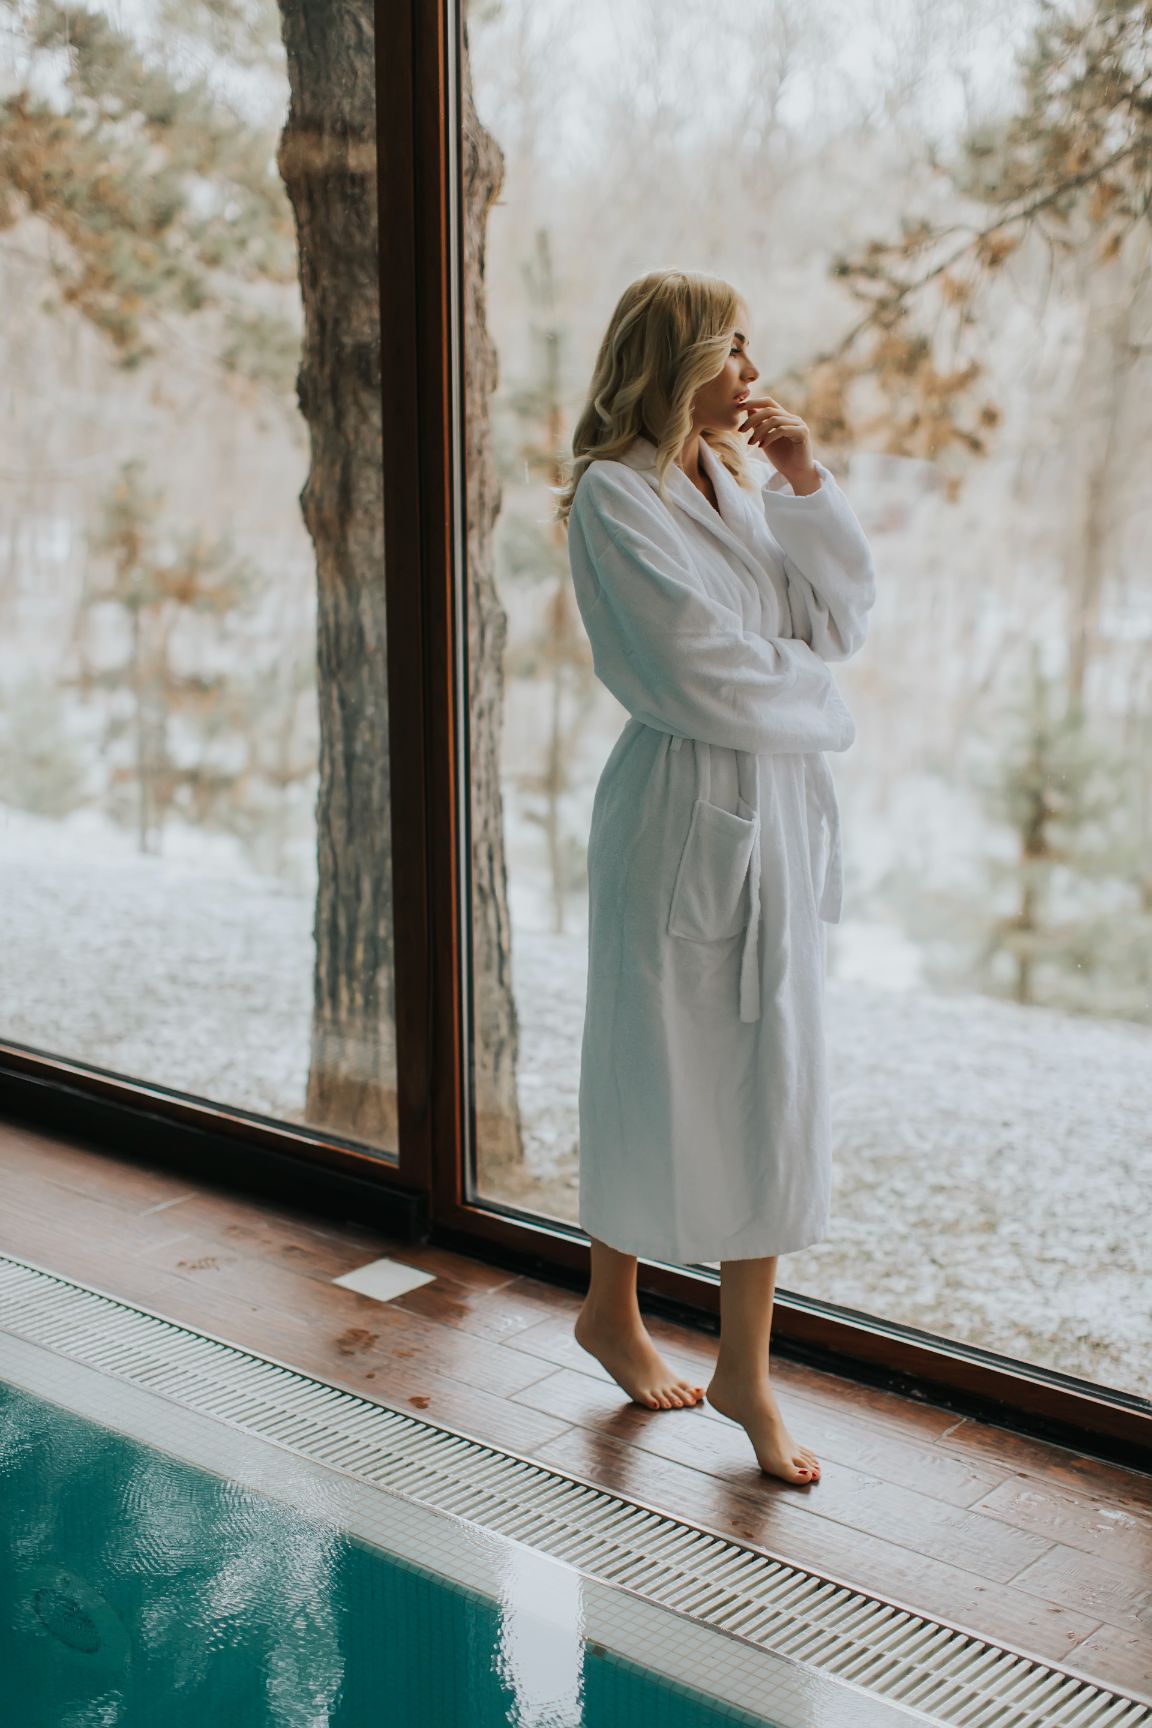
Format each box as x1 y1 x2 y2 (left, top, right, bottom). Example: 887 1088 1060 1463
669 735 845 1021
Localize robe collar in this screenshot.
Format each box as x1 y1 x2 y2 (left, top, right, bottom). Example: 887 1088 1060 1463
615 434 769 586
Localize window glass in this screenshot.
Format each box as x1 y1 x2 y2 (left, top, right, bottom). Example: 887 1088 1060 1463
464 0 1151 1396
0 1 396 1154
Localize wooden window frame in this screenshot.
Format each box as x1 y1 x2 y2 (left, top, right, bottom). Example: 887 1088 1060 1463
1 0 1148 1473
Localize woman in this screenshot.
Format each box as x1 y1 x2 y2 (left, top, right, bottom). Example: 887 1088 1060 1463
554 269 877 1485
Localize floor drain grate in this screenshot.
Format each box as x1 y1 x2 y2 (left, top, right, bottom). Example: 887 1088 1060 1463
1 1250 1147 1728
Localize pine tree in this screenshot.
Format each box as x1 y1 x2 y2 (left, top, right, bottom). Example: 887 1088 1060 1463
73 459 256 853
912 641 1152 1019
0 675 88 817
2 2 319 870
500 226 597 935
0 0 298 384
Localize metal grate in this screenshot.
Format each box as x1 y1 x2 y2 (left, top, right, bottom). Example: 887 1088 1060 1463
1 1249 1147 1728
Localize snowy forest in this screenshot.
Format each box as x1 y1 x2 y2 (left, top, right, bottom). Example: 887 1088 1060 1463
0 0 1149 1397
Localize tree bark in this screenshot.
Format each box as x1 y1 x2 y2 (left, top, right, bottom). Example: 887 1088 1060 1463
461 12 524 1171
276 0 523 1168
277 0 396 1143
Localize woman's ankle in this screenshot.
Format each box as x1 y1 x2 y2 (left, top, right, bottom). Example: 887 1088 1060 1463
709 1359 774 1393
577 1294 644 1331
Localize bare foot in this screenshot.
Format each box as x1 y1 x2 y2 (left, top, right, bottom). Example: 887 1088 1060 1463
574 1301 705 1409
705 1369 822 1484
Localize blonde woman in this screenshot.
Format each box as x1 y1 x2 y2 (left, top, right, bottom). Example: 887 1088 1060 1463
556 270 877 1485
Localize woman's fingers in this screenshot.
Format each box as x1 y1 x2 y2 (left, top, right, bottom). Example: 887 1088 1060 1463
742 410 798 432
744 414 801 443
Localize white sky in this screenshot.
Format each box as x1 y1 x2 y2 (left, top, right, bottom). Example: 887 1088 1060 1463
1 0 1053 147
469 0 1053 160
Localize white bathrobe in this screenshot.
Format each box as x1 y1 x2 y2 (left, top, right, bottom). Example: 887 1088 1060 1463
567 432 876 1264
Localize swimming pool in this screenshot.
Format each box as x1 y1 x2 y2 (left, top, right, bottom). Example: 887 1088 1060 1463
3 1252 1142 1728
1 1377 774 1727
0 1257 920 1728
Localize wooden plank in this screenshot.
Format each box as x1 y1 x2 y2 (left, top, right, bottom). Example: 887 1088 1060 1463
0 1206 570 1454
505 1313 969 1446
389 1273 581 1341
0 1187 198 1264
122 1190 397 1274
130 1231 561 1400
936 1414 1152 1512
0 1122 194 1211
1009 1543 1152 1637
559 1312 975 1447
531 1425 1104 1667
971 1475 1152 1570
511 1369 1048 1581
511 1365 1007 1507
1061 1621 1152 1702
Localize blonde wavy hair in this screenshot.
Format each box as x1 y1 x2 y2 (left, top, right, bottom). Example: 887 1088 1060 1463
552 269 764 526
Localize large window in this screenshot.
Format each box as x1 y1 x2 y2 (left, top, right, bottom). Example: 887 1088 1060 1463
0 0 397 1154
2 0 1148 1429
463 0 1152 1398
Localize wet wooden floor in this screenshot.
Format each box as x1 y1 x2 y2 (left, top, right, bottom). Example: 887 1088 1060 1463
1 1117 1148 1702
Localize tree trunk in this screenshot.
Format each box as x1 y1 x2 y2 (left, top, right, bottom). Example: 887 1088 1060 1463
461 12 524 1171
276 0 523 1168
1063 225 1151 707
277 0 396 1144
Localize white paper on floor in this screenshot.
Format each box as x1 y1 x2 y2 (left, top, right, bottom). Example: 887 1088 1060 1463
332 1258 438 1301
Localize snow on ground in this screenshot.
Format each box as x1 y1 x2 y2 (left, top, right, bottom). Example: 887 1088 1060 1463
3 803 1149 1398
1 807 315 1123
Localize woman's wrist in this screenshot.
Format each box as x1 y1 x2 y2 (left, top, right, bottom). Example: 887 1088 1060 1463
788 466 823 496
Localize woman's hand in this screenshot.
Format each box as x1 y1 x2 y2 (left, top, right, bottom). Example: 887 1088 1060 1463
737 396 821 494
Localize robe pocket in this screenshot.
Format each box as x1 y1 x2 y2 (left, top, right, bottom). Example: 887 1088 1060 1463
667 798 758 942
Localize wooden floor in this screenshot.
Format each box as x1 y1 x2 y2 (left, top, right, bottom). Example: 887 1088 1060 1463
1 1117 1149 1704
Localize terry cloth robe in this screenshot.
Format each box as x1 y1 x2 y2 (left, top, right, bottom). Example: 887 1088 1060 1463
567 432 877 1264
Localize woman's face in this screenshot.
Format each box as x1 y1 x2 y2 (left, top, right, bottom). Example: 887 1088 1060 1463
692 307 760 433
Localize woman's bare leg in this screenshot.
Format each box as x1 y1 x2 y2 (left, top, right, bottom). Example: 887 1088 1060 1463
704 1256 821 1484
575 1237 705 1409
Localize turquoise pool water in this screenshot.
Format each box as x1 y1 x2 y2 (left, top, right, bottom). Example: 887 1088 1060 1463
0 1380 769 1727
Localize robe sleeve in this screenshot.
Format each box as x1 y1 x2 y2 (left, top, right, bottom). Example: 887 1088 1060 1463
568 461 856 756
758 458 877 662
